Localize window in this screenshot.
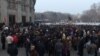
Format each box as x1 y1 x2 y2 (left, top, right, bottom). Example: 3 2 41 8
22 16 26 25
21 5 26 12
30 0 35 12
7 0 17 10
9 15 16 26
21 0 27 12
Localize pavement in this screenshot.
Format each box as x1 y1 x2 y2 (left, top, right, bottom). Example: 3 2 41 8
0 47 100 56
0 48 77 56
0 48 26 56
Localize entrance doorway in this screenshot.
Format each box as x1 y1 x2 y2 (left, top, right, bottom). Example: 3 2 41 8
30 17 32 23
9 15 16 26
22 16 26 26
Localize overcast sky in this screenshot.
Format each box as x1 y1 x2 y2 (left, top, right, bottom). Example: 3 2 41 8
35 0 100 14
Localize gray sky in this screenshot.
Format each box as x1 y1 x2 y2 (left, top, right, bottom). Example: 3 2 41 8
35 0 100 14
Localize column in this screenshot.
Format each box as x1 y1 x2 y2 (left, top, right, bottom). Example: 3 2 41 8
16 0 22 23
1 0 8 25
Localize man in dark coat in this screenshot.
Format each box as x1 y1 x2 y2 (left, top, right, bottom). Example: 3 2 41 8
36 40 45 56
55 39 63 56
7 44 18 56
94 31 100 56
1 31 6 50
78 36 89 56
24 36 31 56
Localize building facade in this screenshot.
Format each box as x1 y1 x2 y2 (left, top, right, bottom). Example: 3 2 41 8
0 0 36 25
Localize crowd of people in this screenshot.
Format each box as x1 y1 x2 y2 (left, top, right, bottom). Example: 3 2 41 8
0 24 100 56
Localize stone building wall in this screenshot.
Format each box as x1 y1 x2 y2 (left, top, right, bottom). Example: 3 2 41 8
0 0 36 25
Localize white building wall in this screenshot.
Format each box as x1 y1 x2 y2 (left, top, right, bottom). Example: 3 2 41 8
0 0 8 25
0 0 1 23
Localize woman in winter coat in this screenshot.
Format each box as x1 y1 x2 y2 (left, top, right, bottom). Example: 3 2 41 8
6 33 18 56
62 37 71 56
30 45 38 56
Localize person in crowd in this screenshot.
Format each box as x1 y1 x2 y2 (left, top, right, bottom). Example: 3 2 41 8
18 30 26 47
62 36 71 56
6 33 18 56
6 33 14 45
78 38 85 56
1 31 6 50
7 43 18 56
12 33 19 46
55 39 63 56
24 35 31 56
30 44 38 56
36 40 45 56
96 31 100 56
78 31 90 56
